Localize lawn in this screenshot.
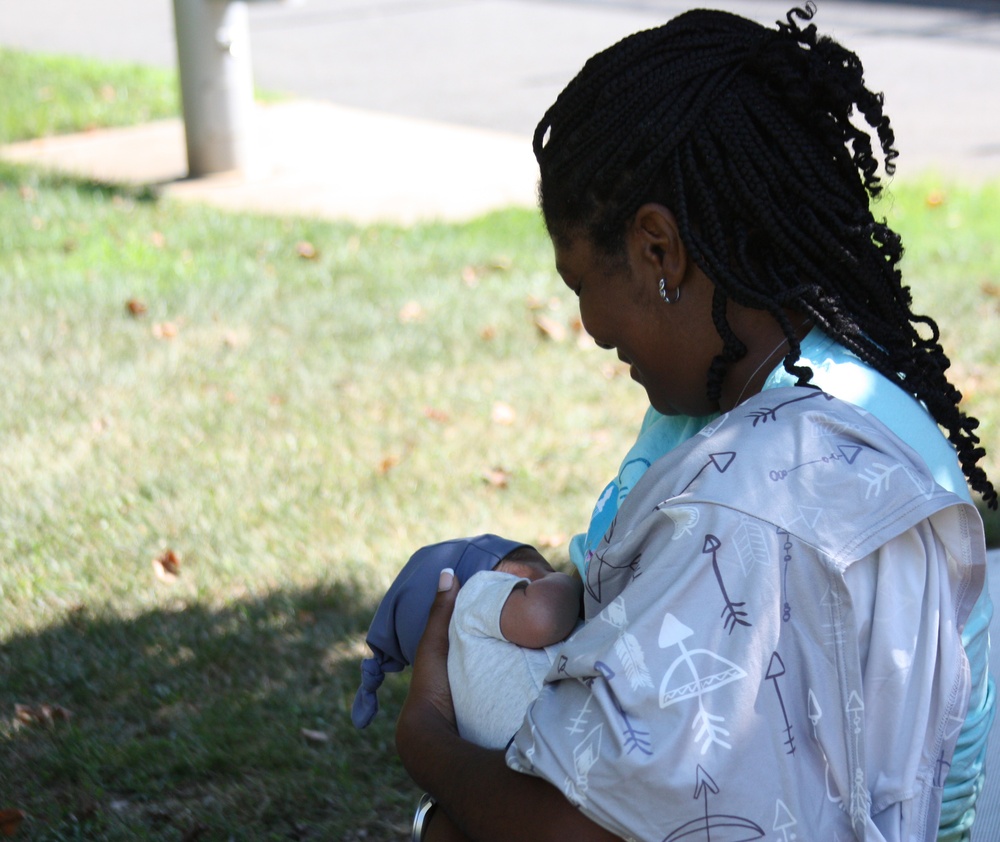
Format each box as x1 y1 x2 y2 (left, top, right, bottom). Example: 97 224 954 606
2 48 999 841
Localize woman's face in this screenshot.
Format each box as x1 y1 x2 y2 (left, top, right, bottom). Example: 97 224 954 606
552 224 723 418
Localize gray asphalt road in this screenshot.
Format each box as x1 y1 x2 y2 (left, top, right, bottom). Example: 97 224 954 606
2 0 1000 174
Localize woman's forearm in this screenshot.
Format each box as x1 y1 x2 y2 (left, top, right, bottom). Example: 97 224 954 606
398 700 620 842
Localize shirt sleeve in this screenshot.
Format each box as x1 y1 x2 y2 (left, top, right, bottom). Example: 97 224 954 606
452 570 527 642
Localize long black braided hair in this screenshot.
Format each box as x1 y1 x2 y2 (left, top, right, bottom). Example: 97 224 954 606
534 3 996 508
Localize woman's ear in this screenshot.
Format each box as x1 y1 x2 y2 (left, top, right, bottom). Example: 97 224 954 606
630 203 686 289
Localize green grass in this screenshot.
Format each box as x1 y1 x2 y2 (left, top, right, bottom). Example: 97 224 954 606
0 163 646 839
2 48 1000 840
0 49 180 145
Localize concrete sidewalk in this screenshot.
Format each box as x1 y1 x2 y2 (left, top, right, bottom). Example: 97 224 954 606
0 100 540 224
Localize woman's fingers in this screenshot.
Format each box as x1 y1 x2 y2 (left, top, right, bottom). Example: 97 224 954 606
398 567 460 756
411 568 459 720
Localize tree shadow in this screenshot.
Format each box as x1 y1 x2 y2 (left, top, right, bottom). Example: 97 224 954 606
0 582 417 841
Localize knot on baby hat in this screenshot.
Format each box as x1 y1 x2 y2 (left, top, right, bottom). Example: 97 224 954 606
351 534 527 728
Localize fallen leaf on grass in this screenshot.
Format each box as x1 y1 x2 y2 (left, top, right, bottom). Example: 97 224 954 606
526 295 562 312
296 241 318 260
461 258 512 286
423 406 450 423
152 549 181 583
377 455 400 474
534 314 567 342
126 299 147 317
981 282 1000 299
479 325 497 341
491 402 516 426
152 321 178 340
483 467 511 488
300 728 330 744
398 301 425 323
0 809 25 837
14 703 72 728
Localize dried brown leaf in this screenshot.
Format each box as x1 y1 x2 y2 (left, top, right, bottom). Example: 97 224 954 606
13 703 72 728
296 240 318 259
152 322 178 340
398 301 425 323
0 809 25 837
377 455 400 474
423 406 450 423
534 314 566 342
126 299 147 317
483 467 511 488
153 549 181 583
479 325 497 341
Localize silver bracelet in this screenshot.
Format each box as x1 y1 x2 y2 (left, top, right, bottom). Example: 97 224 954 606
411 793 437 842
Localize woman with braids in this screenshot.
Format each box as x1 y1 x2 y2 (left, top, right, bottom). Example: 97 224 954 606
395 5 996 841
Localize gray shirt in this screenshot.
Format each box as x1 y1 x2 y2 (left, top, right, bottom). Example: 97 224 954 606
508 388 984 842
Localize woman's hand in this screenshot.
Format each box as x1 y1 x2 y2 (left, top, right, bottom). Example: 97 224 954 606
396 568 460 781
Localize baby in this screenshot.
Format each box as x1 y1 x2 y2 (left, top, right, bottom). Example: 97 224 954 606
352 534 582 748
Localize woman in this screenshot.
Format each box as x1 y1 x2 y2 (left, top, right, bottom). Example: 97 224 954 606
396 5 996 840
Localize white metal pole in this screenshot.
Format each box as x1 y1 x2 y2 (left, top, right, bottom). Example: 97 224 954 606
172 0 255 177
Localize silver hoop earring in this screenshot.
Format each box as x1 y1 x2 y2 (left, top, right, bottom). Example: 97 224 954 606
658 278 681 304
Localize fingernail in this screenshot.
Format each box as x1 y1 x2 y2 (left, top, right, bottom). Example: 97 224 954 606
438 568 455 592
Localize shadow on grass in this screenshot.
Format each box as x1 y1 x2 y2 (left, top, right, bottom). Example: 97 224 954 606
0 159 160 204
0 582 417 842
